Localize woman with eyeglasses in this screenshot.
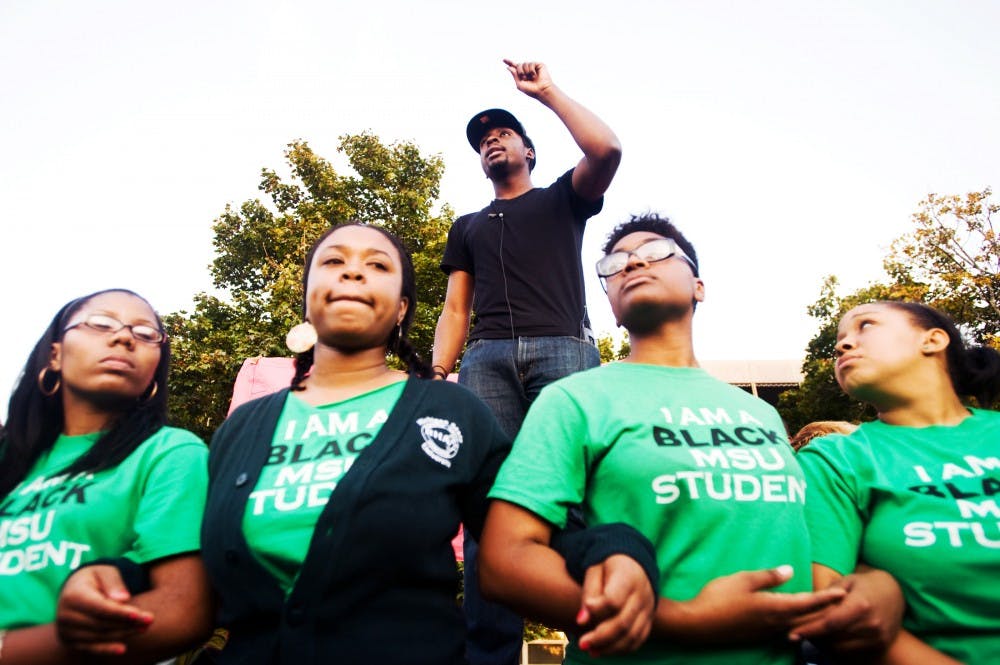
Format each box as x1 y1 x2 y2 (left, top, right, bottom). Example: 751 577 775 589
795 301 1000 664
0 289 212 663
479 213 849 664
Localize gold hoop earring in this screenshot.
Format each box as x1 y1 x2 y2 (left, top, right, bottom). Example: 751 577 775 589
38 367 61 396
142 381 158 403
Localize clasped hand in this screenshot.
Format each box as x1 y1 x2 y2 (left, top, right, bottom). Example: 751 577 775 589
571 560 851 655
789 569 905 655
56 565 153 656
667 565 847 643
574 554 657 657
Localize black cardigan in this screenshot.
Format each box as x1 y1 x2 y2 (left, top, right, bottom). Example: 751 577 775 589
201 378 511 665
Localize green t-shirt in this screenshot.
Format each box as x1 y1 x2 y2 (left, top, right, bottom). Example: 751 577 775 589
0 426 208 629
242 382 404 592
490 363 811 665
798 408 1000 664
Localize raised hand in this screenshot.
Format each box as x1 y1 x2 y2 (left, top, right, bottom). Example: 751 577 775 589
503 59 554 99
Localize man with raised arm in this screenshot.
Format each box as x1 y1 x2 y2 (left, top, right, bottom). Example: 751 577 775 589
433 58 620 434
432 59 622 665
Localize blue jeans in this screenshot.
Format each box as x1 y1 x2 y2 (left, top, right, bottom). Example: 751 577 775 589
459 336 600 439
460 336 599 665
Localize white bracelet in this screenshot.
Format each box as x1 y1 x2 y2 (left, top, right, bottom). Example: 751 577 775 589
0 628 6 661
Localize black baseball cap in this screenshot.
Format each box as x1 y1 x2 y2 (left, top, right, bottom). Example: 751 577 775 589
466 108 535 154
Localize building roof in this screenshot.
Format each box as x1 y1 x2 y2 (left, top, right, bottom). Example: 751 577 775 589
699 359 803 387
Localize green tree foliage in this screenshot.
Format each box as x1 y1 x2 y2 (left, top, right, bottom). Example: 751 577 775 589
885 188 1000 346
166 136 451 440
523 620 564 644
596 333 630 363
780 188 999 434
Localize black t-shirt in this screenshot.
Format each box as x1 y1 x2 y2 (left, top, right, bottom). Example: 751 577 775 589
441 169 602 340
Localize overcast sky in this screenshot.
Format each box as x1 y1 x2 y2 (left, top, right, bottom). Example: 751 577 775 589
2 0 998 419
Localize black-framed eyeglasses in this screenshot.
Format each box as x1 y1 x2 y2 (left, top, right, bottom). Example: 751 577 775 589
64 314 165 345
596 237 697 291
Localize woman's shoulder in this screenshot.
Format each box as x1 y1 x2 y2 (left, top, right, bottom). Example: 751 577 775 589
115 426 209 478
211 389 291 444
137 425 208 457
410 378 504 428
968 407 1000 426
151 425 205 442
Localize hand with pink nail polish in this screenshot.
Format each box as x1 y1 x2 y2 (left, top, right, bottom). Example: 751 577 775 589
574 554 656 656
56 564 154 656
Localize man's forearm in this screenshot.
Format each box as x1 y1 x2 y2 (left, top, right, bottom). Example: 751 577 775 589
432 309 470 375
534 85 621 163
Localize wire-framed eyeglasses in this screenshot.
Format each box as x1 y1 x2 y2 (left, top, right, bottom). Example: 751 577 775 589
64 314 165 345
596 237 697 291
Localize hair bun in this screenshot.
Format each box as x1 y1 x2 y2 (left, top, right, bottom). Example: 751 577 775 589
958 345 1000 406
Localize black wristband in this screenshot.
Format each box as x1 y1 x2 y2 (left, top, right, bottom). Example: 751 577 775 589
68 557 152 594
551 522 660 593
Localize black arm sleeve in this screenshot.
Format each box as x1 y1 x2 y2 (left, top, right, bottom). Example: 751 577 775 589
550 522 660 594
67 557 151 594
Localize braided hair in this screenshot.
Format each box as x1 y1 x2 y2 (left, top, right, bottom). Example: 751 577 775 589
290 223 432 390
